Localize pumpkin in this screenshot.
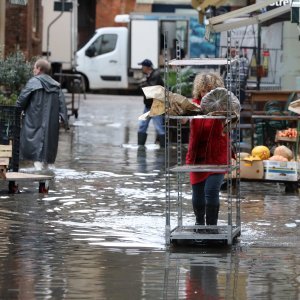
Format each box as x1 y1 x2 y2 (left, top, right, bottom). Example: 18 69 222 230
251 145 270 160
269 155 288 162
273 145 293 161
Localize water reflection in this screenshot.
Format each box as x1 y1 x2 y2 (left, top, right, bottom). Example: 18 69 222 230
136 147 165 175
0 94 299 299
164 249 243 300
164 245 300 300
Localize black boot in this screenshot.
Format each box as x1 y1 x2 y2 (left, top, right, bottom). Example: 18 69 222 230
206 205 219 233
138 132 147 146
158 134 165 148
193 205 205 232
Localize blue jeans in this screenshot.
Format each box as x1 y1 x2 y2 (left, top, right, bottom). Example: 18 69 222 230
192 173 224 207
138 106 165 136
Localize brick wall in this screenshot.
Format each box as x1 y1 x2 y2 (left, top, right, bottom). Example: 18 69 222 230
134 4 152 13
95 0 137 28
5 0 42 59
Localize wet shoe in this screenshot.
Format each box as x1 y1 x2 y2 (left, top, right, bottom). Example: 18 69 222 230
34 161 44 171
206 228 219 234
194 222 206 233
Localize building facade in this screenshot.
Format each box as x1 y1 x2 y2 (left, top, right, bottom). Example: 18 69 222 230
2 0 42 58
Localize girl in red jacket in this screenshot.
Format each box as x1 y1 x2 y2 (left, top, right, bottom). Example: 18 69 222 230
186 73 230 227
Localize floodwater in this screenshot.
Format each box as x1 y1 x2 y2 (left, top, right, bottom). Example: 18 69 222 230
0 94 299 300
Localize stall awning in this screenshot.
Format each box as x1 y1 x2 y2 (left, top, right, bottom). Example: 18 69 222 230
205 0 291 37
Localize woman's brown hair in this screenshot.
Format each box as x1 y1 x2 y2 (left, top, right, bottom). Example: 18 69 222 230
192 73 224 99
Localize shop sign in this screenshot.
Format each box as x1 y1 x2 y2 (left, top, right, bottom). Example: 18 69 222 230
269 0 291 6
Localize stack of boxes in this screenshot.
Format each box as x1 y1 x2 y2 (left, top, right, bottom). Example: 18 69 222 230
0 143 12 179
240 158 299 181
0 106 21 174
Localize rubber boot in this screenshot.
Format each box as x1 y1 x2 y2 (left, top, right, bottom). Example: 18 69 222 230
206 204 219 233
138 132 147 146
158 134 165 148
193 205 205 232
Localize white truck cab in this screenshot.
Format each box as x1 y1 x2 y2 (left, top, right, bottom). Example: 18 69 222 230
76 27 129 90
74 13 191 91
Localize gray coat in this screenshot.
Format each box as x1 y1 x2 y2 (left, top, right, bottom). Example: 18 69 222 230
16 74 68 164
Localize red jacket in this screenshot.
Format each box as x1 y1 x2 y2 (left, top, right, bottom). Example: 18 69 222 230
186 99 230 185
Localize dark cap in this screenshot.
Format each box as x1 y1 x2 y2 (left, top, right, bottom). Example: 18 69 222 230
138 59 153 67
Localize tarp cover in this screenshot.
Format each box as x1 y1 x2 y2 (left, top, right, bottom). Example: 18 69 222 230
200 87 241 116
139 85 201 120
139 85 241 122
288 99 300 115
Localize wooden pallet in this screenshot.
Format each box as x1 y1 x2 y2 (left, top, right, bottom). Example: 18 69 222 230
1 172 54 194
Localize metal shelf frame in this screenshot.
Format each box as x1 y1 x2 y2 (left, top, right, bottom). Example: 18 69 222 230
164 31 242 246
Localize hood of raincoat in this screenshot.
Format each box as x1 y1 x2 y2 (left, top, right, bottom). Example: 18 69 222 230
27 74 61 93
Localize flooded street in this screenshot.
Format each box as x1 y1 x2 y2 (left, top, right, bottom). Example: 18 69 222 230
0 93 299 299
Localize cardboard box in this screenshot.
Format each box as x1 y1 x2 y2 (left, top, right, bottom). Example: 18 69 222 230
0 144 12 158
240 160 264 179
0 158 9 166
263 161 299 181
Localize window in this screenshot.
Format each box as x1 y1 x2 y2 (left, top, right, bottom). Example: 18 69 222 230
88 34 117 57
32 0 40 34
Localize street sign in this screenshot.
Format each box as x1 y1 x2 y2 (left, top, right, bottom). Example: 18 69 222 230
54 1 73 12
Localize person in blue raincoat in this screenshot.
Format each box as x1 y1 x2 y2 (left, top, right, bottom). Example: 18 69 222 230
16 58 68 170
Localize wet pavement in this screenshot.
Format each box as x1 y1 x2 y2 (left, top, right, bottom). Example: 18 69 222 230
0 93 299 300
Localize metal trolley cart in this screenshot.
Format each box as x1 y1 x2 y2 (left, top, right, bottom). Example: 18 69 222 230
164 34 241 246
54 73 86 119
0 105 53 194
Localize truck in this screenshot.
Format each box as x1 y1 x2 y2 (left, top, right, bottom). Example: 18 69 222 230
76 13 222 92
76 13 193 91
42 5 219 92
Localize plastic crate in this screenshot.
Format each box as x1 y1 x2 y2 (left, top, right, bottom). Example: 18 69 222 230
0 105 22 171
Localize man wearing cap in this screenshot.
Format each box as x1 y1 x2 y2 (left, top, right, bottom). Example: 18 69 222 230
137 59 165 148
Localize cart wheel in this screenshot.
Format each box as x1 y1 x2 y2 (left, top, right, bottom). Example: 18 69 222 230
8 181 19 194
39 182 49 194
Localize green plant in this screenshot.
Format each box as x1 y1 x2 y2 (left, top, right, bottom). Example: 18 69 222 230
0 50 33 105
168 67 194 97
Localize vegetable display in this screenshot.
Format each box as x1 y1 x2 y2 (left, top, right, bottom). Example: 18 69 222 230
277 128 297 138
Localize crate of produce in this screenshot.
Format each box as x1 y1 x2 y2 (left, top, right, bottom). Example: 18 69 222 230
263 160 299 181
240 159 264 179
275 128 298 142
0 105 22 171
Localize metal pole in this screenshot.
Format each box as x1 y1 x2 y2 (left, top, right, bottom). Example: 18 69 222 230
257 24 261 90
71 0 78 70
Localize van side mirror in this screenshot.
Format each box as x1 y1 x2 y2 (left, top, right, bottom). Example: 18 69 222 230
85 47 95 57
